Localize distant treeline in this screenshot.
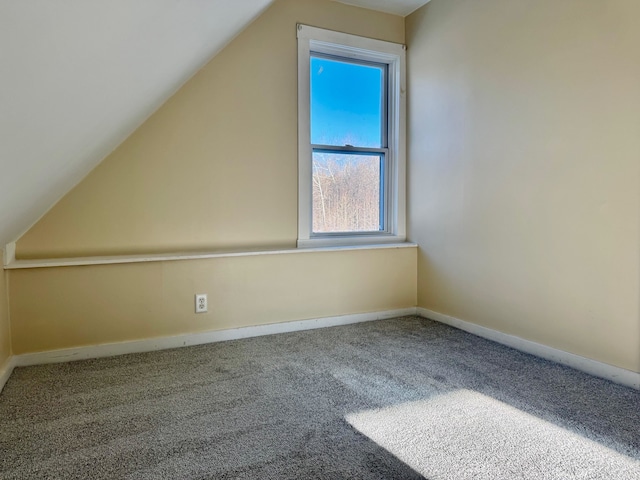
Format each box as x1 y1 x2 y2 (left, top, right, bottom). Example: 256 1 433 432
312 155 381 233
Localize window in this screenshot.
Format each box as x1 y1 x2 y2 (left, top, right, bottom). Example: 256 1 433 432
297 25 406 248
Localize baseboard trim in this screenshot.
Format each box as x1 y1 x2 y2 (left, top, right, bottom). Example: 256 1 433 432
0 356 16 394
14 308 418 367
417 307 640 390
11 307 638 391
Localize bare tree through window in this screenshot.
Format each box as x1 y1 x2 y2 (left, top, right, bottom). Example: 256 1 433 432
312 153 381 233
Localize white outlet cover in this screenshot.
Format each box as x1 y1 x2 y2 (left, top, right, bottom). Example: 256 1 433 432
195 294 208 313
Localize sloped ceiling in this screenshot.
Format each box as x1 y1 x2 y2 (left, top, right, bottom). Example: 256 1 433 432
0 0 274 249
339 0 430 16
0 0 428 251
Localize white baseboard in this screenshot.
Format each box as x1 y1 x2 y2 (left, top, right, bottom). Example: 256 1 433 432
417 307 640 390
14 308 417 367
0 356 16 394
10 306 638 391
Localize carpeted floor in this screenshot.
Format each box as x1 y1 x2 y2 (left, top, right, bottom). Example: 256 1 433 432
0 316 639 479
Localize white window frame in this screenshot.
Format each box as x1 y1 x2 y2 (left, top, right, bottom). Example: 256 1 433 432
297 24 406 248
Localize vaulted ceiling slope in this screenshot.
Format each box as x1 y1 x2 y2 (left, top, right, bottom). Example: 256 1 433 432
0 0 273 249
0 0 428 251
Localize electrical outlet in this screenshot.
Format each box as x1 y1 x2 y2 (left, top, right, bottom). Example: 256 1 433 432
195 294 208 313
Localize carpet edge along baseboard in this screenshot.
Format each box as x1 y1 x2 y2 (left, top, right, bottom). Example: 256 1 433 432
417 307 640 391
12 308 416 367
4 307 638 392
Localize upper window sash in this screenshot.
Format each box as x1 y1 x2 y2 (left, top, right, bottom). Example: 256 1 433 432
310 52 389 149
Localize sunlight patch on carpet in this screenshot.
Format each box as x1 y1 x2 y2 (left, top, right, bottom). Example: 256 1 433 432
346 390 640 480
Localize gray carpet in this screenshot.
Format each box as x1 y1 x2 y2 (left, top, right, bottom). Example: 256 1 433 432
0 316 639 479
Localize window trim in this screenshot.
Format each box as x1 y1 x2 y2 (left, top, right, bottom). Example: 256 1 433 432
297 24 406 248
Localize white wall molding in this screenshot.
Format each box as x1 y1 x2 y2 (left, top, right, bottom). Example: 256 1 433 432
14 308 417 367
417 307 640 390
4 243 417 270
2 243 15 266
0 356 16 394
8 306 637 392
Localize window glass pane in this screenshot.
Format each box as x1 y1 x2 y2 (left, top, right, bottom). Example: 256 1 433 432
310 56 384 148
312 151 383 233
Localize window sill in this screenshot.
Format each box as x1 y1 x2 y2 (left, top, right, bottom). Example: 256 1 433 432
297 235 406 249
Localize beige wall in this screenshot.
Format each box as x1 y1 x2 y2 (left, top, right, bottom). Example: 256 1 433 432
406 0 640 372
10 247 416 354
16 0 404 259
9 0 412 355
0 265 11 370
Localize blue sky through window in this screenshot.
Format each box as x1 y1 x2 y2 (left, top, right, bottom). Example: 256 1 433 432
310 56 384 148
